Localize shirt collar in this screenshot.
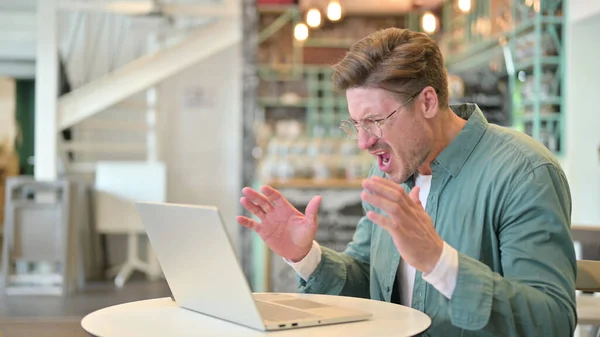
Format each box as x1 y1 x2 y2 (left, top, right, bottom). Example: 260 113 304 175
432 103 488 177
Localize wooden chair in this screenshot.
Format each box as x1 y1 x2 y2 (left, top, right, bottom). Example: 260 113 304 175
572 225 600 337
576 259 600 337
577 260 600 293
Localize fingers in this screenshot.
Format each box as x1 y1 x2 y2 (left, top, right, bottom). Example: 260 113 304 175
236 215 260 231
362 182 402 204
242 187 274 213
361 189 403 224
259 185 286 207
366 210 395 231
362 176 412 204
368 176 403 190
409 186 422 208
240 197 266 220
305 195 322 224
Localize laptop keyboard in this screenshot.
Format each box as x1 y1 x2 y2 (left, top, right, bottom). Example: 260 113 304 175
255 300 320 322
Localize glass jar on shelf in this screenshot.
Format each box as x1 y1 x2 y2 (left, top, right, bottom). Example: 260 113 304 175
312 154 333 182
275 154 295 182
291 153 312 180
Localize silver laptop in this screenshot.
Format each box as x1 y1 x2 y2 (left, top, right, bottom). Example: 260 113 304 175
135 202 372 331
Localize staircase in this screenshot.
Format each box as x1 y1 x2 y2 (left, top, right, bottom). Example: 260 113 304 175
52 3 241 179
0 0 242 290
60 94 154 180
0 1 242 179
51 1 242 287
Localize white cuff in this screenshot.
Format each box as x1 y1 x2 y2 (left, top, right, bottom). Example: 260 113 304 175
422 241 459 300
283 241 322 281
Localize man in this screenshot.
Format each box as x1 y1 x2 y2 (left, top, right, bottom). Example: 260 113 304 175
237 28 577 336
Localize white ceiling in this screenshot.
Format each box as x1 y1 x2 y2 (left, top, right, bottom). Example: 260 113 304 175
299 0 444 15
0 0 221 12
0 0 444 14
0 0 36 11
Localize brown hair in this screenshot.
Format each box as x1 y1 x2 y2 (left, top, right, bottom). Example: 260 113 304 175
332 27 449 109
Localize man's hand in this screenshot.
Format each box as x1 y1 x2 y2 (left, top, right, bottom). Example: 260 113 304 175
361 176 443 274
236 185 322 262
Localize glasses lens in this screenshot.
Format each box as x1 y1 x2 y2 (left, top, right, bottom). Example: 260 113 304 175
340 121 358 139
363 120 382 139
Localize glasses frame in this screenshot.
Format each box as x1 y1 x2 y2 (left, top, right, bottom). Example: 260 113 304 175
339 93 418 140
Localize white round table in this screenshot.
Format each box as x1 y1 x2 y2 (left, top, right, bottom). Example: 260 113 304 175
81 293 431 337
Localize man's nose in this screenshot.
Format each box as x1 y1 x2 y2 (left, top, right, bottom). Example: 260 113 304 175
357 129 377 151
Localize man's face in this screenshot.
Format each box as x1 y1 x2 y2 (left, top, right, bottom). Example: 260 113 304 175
346 87 433 182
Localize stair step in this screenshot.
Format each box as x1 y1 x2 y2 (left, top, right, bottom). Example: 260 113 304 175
113 99 149 111
61 142 147 153
68 162 98 173
76 120 149 132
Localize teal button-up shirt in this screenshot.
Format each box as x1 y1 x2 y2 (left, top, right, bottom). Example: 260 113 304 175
298 104 577 336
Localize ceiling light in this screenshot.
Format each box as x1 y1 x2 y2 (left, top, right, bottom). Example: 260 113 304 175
306 8 321 28
458 0 471 12
422 12 437 34
327 1 342 21
294 23 309 41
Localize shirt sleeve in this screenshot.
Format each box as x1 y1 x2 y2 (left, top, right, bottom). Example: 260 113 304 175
283 240 322 281
422 241 458 299
295 214 373 298
447 164 577 336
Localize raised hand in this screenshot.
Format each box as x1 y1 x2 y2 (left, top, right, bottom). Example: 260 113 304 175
236 185 322 262
361 176 443 274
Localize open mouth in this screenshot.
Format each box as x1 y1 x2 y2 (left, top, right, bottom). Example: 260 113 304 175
373 151 392 172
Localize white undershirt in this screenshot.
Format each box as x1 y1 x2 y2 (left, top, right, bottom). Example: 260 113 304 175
284 175 459 304
398 174 433 306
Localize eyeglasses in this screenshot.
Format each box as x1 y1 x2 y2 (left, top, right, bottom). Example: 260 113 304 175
339 94 417 140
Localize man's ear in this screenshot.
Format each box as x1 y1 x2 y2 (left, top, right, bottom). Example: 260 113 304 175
421 86 439 119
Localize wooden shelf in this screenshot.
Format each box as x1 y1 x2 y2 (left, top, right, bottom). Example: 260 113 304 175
515 56 560 72
258 97 310 107
441 0 566 155
267 178 363 189
521 96 562 108
521 113 561 123
258 4 297 14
